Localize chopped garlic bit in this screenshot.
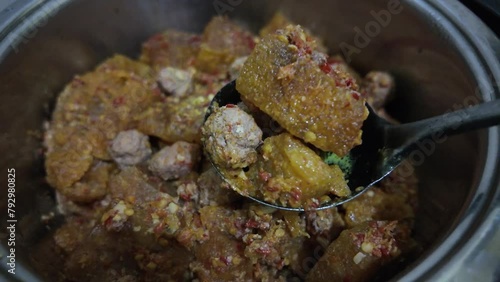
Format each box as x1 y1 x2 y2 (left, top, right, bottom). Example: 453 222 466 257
274 228 286 237
158 198 169 209
41 212 55 221
361 242 374 254
254 206 277 216
151 213 160 225
353 251 366 264
168 202 179 213
146 262 157 270
238 169 248 180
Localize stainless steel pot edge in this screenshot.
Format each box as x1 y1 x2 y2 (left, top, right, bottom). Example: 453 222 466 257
395 0 500 281
0 0 498 281
0 0 40 39
0 0 71 62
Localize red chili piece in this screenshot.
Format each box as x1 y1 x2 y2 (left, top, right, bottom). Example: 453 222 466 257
319 62 332 74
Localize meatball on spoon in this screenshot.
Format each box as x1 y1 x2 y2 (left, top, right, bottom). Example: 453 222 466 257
203 81 500 211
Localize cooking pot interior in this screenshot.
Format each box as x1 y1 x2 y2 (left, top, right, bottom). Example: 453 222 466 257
0 0 489 280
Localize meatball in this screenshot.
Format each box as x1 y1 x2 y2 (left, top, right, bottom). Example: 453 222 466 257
306 208 346 240
157 67 194 97
236 25 368 156
140 29 201 71
202 105 263 169
148 141 201 180
306 221 410 282
108 130 152 166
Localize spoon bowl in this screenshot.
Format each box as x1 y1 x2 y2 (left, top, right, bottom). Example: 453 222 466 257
203 81 500 211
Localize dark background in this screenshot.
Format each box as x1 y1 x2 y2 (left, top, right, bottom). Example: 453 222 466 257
460 0 500 35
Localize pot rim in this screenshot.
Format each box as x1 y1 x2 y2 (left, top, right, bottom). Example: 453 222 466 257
0 0 498 281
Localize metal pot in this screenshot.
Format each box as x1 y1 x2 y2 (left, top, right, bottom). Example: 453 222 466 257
0 0 498 281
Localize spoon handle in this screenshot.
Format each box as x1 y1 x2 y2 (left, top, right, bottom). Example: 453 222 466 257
386 99 500 149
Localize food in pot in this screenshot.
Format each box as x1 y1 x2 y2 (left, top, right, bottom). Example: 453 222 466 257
204 24 370 208
236 25 369 156
362 71 395 111
195 16 255 74
42 14 418 282
216 132 351 207
109 129 152 167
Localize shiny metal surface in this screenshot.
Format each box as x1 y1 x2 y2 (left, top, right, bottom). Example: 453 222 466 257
0 0 498 281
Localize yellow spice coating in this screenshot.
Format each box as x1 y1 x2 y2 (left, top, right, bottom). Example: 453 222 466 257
237 25 368 156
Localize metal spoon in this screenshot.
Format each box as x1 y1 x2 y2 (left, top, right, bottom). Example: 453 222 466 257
203 81 500 211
